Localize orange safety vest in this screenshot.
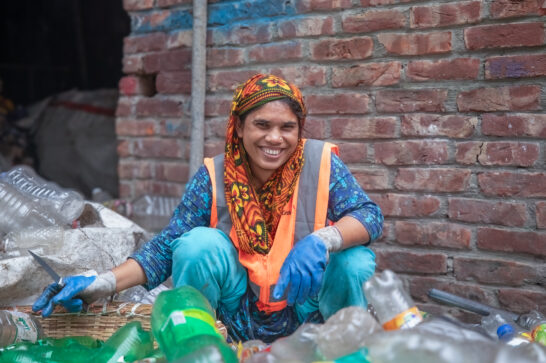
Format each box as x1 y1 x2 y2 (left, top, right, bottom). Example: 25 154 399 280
204 139 339 313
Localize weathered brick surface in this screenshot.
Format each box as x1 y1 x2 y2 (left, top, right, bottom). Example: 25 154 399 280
401 114 477 138
448 198 528 227
119 0 546 313
464 22 545 50
410 1 482 29
477 227 546 258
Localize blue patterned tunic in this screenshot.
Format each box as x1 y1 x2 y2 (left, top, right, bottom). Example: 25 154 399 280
131 152 383 291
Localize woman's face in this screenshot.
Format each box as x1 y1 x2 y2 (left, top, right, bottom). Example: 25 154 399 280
236 100 300 186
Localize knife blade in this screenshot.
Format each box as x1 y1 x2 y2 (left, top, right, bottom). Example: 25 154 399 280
28 250 64 286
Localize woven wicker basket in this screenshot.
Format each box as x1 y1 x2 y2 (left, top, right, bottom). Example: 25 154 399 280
11 302 227 342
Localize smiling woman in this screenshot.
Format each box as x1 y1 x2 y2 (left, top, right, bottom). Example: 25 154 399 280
33 74 384 344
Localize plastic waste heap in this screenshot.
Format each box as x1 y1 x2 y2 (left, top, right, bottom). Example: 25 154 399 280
151 285 237 363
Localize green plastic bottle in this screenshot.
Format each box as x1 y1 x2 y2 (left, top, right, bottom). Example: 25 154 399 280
151 285 237 363
91 321 155 363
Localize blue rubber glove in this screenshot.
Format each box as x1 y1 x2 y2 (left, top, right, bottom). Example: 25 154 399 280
32 275 96 317
273 234 328 305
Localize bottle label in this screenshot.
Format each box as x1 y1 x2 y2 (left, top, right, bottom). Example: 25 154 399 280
7 311 41 343
161 308 220 340
532 323 546 345
382 306 423 330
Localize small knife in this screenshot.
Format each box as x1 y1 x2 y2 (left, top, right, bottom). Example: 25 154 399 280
28 250 64 287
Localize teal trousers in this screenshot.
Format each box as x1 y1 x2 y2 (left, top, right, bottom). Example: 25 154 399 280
171 227 376 322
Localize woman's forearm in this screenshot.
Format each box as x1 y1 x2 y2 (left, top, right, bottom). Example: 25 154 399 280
334 215 371 249
111 259 148 292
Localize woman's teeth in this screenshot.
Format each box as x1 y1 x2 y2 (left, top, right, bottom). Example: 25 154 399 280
263 148 280 156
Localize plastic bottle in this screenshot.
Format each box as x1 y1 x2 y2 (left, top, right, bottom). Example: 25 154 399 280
362 269 423 330
0 165 84 224
0 226 65 257
516 310 546 346
0 182 59 234
496 323 532 346
481 312 519 339
151 285 237 363
91 321 155 363
131 195 179 232
0 310 44 348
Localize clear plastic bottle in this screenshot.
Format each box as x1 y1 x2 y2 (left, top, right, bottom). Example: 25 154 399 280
131 195 179 231
481 312 518 339
0 165 84 224
0 226 65 257
0 310 44 348
151 285 237 363
496 323 532 346
363 269 423 330
0 182 58 234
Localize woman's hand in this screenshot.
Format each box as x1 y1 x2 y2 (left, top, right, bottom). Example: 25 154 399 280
273 234 328 305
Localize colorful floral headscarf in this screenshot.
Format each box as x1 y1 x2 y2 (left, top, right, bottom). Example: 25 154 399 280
224 74 306 254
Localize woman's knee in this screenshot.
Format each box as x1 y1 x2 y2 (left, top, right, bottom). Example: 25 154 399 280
172 227 233 262
328 246 376 281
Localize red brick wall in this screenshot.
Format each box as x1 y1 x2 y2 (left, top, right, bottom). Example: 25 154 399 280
117 0 546 320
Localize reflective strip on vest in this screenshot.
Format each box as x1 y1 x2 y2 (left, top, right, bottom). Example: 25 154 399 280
205 139 337 311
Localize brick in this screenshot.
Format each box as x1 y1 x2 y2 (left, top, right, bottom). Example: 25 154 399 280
206 48 244 68
119 76 155 97
306 93 370 115
456 141 540 167
454 257 542 286
278 16 334 39
482 113 546 138
135 97 183 117
118 160 153 179
248 41 303 63
269 66 327 88
486 54 546 79
301 118 328 139
207 70 257 92
124 33 166 54
401 114 477 138
537 202 546 229
311 37 374 61
116 119 156 137
477 227 546 258
133 138 183 159
407 58 480 81
375 140 449 165
331 117 397 139
352 168 390 190
478 171 546 197
464 22 545 50
372 193 441 217
395 168 471 192
448 198 528 227
395 221 471 249
378 32 451 56
156 71 192 94
376 89 447 113
208 23 272 46
375 250 448 274
159 119 190 138
142 53 161 74
155 162 189 182
360 0 395 6
118 182 132 199
410 1 482 29
159 49 192 71
332 62 401 87
135 180 184 198
490 0 546 19
342 10 406 33
205 96 231 117
457 85 541 112
409 276 493 306
157 0 192 7
204 141 225 158
498 288 546 315
123 0 154 11
166 29 192 49
338 143 368 164
297 0 353 11
116 98 132 117
123 55 144 74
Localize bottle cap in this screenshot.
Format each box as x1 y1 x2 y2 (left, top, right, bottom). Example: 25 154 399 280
497 323 514 338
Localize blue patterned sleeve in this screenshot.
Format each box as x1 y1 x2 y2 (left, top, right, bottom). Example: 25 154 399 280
328 153 383 244
130 165 213 290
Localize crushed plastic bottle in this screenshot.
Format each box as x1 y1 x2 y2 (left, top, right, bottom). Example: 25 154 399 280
131 195 179 232
0 165 84 224
363 270 423 330
151 285 237 363
0 310 44 348
0 226 65 258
